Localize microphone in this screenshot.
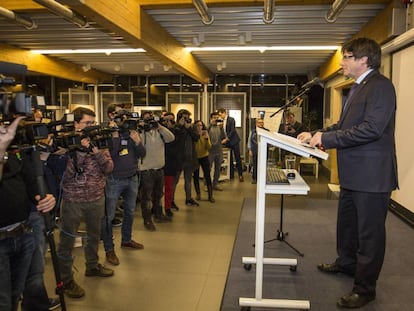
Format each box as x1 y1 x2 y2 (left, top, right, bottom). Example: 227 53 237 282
300 77 322 89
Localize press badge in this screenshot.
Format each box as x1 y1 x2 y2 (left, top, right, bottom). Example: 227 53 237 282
119 140 129 156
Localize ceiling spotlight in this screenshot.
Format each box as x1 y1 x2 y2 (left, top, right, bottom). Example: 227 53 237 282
221 62 227 69
245 31 252 43
114 64 121 72
81 64 91 72
144 65 150 72
238 34 246 46
325 0 350 23
217 64 222 72
163 64 172 72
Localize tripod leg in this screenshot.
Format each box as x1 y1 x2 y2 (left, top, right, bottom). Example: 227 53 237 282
43 213 67 311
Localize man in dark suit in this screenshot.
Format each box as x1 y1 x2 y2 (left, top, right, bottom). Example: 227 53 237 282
217 108 244 181
298 37 398 309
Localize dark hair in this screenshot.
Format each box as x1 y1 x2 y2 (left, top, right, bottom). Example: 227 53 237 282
342 37 381 70
163 111 175 118
210 111 219 118
107 103 122 115
72 107 95 122
217 108 226 114
287 111 295 117
177 109 191 121
195 120 206 130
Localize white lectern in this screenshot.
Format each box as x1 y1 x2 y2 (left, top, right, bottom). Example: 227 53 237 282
239 128 328 310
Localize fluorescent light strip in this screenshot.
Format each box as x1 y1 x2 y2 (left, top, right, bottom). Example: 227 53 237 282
186 46 339 52
31 48 146 54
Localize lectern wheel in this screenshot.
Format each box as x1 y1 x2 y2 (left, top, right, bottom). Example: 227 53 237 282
289 265 297 272
243 264 252 271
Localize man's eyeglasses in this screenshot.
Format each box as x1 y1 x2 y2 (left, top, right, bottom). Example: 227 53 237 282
342 55 355 60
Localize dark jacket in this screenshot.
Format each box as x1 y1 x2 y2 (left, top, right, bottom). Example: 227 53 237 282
321 70 398 193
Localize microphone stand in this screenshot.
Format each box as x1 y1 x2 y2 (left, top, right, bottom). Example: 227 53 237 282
31 146 67 311
263 86 312 257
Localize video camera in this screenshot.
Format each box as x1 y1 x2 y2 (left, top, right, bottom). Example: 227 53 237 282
113 110 140 131
139 116 160 132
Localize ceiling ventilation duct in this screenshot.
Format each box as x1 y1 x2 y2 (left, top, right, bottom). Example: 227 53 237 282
192 0 214 25
33 0 88 28
325 0 350 23
263 0 275 24
0 6 37 29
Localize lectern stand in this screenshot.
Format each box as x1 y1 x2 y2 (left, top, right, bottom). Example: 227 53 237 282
239 128 328 310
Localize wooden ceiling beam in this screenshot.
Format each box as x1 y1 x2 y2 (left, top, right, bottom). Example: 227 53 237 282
0 43 112 83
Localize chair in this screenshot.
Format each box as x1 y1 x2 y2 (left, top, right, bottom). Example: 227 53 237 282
298 157 319 178
327 183 340 199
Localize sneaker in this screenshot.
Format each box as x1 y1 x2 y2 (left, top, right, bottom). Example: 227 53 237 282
203 185 208 192
165 209 173 218
239 176 244 182
121 240 144 249
48 297 61 310
171 201 180 211
63 280 85 298
185 198 199 206
213 185 223 191
111 218 122 227
196 193 201 200
144 221 156 231
154 214 172 223
106 250 120 265
85 263 114 277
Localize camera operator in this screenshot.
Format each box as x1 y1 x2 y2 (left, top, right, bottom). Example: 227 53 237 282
138 111 174 231
0 117 56 311
57 107 114 299
101 104 146 266
174 109 200 206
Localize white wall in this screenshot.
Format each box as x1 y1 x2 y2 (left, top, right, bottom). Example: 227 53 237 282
391 44 414 213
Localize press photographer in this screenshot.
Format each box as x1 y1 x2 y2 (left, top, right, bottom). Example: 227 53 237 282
57 107 114 299
101 104 146 266
0 116 56 311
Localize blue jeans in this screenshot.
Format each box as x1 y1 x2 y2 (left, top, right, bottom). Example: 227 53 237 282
209 151 223 186
101 174 139 251
0 231 35 311
22 212 50 311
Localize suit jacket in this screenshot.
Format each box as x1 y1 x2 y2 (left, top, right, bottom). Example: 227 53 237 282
225 116 240 147
321 70 398 193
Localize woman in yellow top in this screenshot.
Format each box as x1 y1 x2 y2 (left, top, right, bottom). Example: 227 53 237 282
193 120 215 203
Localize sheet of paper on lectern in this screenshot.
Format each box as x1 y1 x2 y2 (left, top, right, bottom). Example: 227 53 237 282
256 127 329 160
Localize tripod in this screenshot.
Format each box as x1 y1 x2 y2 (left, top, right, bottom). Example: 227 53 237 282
263 194 304 257
32 148 67 311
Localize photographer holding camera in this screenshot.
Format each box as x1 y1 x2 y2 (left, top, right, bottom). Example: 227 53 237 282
57 107 114 299
0 116 56 311
174 109 200 206
101 104 146 266
138 111 174 231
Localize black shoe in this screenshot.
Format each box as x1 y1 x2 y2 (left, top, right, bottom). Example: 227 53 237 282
144 221 156 231
165 209 173 218
171 201 180 211
337 292 375 308
317 262 355 276
186 198 199 206
85 263 114 277
48 297 61 310
154 214 172 223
